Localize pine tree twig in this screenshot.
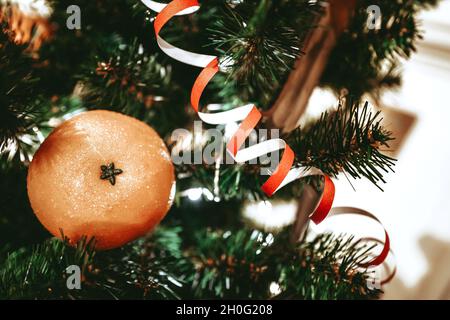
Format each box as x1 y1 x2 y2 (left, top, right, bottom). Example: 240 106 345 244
189 227 381 299
0 23 48 165
288 99 396 190
174 98 395 202
79 39 189 137
208 0 321 108
321 0 439 98
0 227 190 299
0 236 95 299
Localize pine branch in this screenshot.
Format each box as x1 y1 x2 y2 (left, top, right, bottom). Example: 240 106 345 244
0 23 48 165
209 0 321 108
188 227 381 299
0 227 190 300
288 100 396 190
85 226 190 300
30 0 156 97
0 236 96 299
321 0 440 98
79 39 189 136
0 219 382 300
173 99 395 202
274 232 381 299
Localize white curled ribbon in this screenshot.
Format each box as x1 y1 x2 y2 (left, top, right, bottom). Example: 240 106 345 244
142 0 394 278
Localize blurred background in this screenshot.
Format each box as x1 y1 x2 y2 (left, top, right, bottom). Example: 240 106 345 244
329 0 450 299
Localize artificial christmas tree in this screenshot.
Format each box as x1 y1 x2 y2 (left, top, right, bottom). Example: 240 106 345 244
0 0 438 300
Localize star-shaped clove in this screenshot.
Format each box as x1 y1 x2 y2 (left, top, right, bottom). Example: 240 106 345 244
100 162 123 186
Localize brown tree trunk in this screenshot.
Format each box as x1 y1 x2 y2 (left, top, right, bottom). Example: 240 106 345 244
265 0 358 133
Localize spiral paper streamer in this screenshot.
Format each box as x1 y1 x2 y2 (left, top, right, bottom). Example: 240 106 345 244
143 0 393 275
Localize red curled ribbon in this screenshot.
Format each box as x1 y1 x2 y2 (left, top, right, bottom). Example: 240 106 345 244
144 0 392 272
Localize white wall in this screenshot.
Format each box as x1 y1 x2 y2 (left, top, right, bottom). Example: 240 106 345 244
331 0 450 299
